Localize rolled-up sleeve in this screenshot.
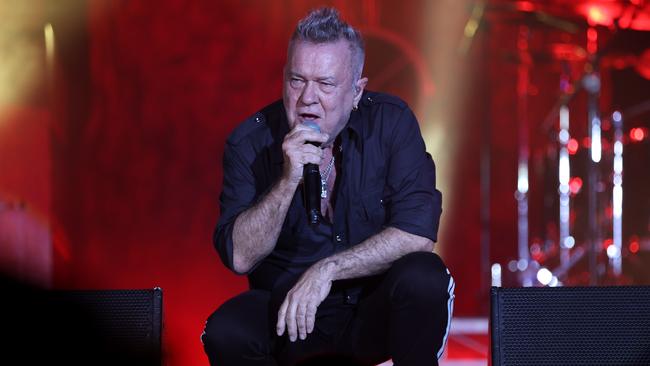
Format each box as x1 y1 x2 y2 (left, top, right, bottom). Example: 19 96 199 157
385 107 442 242
213 140 256 272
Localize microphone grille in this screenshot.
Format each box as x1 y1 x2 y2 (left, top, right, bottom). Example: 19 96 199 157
303 121 320 133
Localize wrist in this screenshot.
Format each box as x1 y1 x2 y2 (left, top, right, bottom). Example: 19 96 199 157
315 258 337 281
273 175 300 197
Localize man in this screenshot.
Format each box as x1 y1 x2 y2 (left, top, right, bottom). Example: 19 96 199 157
203 8 454 366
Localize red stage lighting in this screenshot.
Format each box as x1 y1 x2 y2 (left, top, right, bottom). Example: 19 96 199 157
515 1 535 13
636 49 650 80
603 238 613 250
567 138 579 154
576 3 621 27
569 177 583 195
630 128 646 142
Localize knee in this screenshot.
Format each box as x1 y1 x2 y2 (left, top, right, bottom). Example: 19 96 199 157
202 304 243 357
386 252 453 306
201 290 271 362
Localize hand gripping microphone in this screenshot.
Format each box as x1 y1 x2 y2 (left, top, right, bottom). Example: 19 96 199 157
302 121 322 225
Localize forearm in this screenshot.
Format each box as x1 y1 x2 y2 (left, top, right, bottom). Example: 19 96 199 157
317 227 434 281
231 177 298 273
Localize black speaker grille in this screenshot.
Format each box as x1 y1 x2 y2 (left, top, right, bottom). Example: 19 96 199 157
54 289 159 345
492 286 650 366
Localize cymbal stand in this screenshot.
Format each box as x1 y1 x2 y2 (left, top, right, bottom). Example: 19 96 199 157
611 110 624 276
584 24 602 286
515 25 532 286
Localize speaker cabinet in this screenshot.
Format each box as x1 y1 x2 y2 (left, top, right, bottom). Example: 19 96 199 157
491 286 650 366
0 282 163 365
50 288 163 365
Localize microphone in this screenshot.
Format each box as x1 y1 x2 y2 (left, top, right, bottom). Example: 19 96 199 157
302 121 322 225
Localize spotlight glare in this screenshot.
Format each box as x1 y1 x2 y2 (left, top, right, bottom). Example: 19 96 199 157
606 244 620 259
537 268 553 285
563 236 575 249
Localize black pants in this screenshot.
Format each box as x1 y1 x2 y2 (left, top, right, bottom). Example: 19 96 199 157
202 252 454 366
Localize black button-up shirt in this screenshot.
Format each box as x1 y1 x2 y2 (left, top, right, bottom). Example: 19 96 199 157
214 91 442 294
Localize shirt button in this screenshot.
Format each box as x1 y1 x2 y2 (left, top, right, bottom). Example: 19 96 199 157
335 235 342 242
345 295 352 303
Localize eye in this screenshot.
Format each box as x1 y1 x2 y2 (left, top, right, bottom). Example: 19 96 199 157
289 77 304 88
319 81 335 92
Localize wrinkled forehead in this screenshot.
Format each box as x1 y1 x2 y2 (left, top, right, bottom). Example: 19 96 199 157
286 40 354 75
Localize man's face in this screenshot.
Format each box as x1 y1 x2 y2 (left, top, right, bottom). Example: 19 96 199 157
283 40 366 146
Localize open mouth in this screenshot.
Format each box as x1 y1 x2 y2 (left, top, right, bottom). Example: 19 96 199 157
299 112 321 121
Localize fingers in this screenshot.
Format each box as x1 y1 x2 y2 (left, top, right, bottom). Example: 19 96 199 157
282 127 328 182
276 299 288 336
286 125 329 146
296 301 317 340
300 144 324 163
276 293 299 342
286 295 298 342
287 124 329 143
296 303 307 340
277 296 318 342
306 303 317 335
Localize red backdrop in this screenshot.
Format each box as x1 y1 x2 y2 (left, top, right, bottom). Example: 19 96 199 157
2 0 647 365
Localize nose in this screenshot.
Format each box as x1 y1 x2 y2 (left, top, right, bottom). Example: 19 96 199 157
299 81 318 106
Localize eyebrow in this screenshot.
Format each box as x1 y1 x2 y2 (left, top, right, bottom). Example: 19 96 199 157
287 71 336 83
316 77 336 83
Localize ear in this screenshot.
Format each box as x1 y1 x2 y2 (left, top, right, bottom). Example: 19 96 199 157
353 77 368 108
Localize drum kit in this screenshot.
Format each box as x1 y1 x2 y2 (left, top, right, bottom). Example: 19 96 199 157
484 1 650 288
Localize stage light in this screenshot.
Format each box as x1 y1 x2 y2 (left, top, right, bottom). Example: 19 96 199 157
558 129 569 144
613 185 622 217
517 259 528 271
630 241 640 254
630 128 646 142
576 3 621 27
563 236 575 249
603 238 613 250
491 263 502 287
515 1 535 12
606 244 620 259
508 260 518 272
567 138 579 154
536 268 553 285
517 163 529 194
44 23 55 65
569 177 583 195
591 119 602 163
559 184 569 195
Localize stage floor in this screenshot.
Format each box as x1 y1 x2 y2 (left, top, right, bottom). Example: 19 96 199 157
377 317 489 366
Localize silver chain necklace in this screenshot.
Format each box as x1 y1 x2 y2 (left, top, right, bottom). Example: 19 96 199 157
320 155 335 199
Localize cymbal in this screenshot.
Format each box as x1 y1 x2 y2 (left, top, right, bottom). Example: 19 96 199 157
497 42 587 65
485 1 586 34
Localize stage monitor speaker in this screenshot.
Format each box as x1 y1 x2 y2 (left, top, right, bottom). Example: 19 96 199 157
49 288 163 365
491 286 650 366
